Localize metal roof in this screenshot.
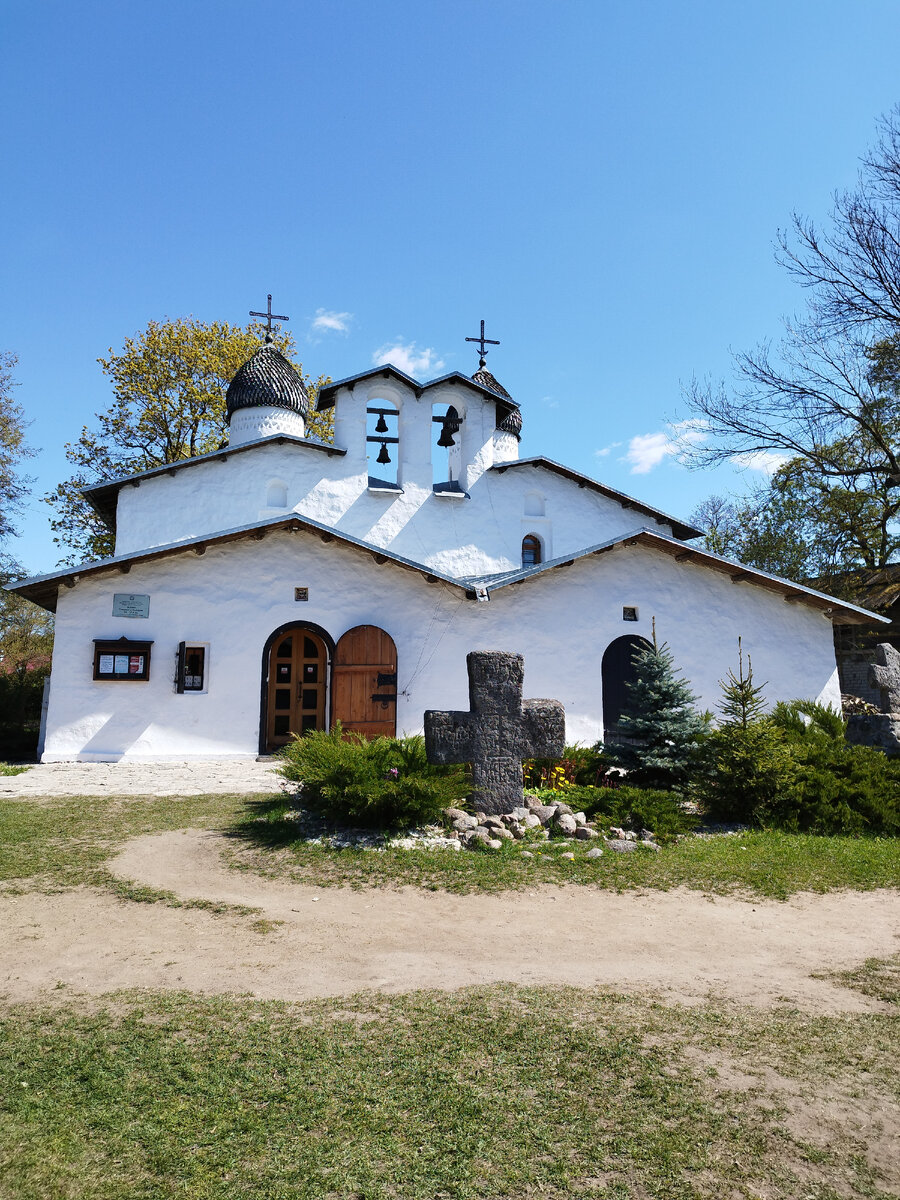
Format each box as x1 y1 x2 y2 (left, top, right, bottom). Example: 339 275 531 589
461 528 889 625
8 512 468 613
9 515 886 627
80 435 346 529
315 364 522 417
491 457 703 541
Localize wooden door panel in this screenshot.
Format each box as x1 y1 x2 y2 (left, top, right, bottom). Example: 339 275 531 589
332 625 397 738
266 629 327 751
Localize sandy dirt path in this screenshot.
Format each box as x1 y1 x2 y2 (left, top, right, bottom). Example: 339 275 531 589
1 828 898 1011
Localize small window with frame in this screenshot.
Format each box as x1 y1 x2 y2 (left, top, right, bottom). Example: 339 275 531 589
622 606 639 622
93 637 153 681
176 643 207 693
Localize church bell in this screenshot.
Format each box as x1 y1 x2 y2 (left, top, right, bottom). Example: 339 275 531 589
376 441 391 465
375 412 389 434
436 422 456 449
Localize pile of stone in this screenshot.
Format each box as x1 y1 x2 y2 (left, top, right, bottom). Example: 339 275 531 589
442 797 660 854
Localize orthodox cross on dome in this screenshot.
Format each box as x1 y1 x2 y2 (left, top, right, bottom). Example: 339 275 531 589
465 319 500 367
250 294 290 342
424 651 565 815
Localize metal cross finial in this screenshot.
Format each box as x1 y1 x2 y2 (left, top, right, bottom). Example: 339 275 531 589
249 294 290 342
465 319 500 367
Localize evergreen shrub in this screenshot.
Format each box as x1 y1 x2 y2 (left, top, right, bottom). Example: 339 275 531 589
531 784 698 841
698 652 900 836
602 624 707 791
769 701 900 836
278 725 471 829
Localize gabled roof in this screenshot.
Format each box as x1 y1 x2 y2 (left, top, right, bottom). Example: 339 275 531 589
81 434 347 529
491 457 703 541
10 517 885 626
461 528 888 625
9 512 468 613
315 365 522 421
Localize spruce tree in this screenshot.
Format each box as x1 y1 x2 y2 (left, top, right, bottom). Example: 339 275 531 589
718 637 767 729
698 638 796 823
608 619 707 791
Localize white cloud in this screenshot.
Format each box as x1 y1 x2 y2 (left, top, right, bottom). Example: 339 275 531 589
621 420 708 474
623 431 678 473
311 309 352 334
372 341 446 377
733 450 792 475
594 441 622 458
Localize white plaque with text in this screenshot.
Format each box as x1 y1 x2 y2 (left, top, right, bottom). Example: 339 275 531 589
112 593 150 618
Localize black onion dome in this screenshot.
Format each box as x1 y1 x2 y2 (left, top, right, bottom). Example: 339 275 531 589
226 343 310 420
472 365 513 401
472 365 522 439
497 406 523 437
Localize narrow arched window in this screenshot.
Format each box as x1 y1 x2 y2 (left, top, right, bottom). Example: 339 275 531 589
522 534 542 567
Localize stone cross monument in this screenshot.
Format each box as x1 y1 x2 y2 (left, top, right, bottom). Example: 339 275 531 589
870 643 900 713
424 651 566 815
846 642 900 755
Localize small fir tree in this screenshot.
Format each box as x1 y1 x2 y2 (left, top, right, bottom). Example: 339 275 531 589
607 619 707 791
698 639 796 823
718 637 767 729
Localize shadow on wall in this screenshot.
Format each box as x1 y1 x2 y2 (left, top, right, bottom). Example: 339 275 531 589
76 712 154 762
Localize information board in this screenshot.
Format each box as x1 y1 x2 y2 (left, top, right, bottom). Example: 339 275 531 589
112 593 150 618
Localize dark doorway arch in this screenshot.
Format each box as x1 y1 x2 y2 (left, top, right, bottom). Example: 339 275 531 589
601 634 653 744
259 622 336 754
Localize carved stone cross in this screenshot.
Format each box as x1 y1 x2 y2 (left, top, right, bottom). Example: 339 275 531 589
424 651 565 815
870 642 900 712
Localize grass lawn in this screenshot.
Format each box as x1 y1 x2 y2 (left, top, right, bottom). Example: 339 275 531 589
2 792 900 902
2 793 899 1197
1 984 897 1200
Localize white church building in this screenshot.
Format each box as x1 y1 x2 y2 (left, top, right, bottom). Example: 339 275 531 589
13 326 885 761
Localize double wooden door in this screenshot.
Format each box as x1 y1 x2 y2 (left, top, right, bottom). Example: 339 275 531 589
266 630 328 751
265 624 397 750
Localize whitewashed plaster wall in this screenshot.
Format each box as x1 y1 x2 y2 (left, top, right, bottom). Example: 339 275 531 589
42 532 840 761
112 422 678 579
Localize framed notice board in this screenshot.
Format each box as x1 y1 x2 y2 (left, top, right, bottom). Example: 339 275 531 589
93 637 153 681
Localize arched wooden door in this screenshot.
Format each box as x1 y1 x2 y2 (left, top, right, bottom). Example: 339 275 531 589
332 625 397 739
601 635 652 744
265 629 329 751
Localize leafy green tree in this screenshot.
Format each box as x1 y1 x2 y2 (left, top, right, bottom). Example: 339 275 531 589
0 562 53 760
604 620 707 791
46 318 333 563
0 352 33 547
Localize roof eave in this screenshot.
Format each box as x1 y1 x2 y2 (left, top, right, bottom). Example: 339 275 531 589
8 513 467 614
80 434 347 532
490 458 702 541
470 528 888 625
316 367 521 411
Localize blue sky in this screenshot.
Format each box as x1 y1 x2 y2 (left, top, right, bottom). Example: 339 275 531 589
3 0 899 572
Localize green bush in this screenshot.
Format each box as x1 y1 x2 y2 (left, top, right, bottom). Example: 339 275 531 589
696 720 797 825
698 695 900 836
602 631 708 791
761 737 900 836
531 783 698 842
277 725 471 829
